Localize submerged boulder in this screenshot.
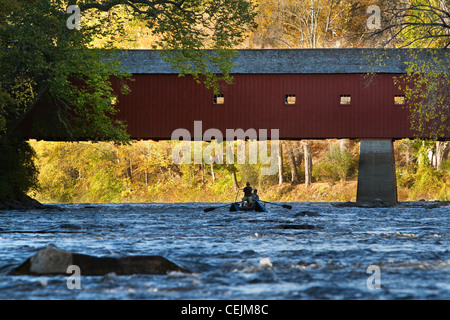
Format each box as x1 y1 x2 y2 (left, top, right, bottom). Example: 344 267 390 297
11 245 189 276
274 224 316 230
294 211 321 217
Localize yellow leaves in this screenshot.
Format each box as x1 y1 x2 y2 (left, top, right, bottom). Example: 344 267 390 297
395 49 449 138
399 1 449 48
83 5 157 49
10 77 36 109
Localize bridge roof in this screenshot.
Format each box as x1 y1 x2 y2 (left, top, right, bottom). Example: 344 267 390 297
117 48 448 75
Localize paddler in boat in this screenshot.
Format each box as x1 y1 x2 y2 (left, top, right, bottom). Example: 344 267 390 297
241 182 253 207
252 189 259 202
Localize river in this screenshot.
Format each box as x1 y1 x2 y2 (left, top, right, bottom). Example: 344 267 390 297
0 202 448 300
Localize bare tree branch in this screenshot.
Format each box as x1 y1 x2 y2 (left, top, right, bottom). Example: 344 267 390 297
367 2 450 48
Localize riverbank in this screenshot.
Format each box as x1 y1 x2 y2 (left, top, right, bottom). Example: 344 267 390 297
31 180 358 204
30 179 448 205
2 182 448 210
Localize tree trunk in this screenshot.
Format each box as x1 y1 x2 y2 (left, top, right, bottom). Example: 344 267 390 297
278 142 284 185
210 156 215 183
231 171 239 191
436 141 449 170
201 164 205 184
303 140 312 188
293 141 303 167
286 141 300 184
127 159 133 180
340 139 350 152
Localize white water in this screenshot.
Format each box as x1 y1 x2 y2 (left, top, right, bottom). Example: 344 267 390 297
0 202 448 299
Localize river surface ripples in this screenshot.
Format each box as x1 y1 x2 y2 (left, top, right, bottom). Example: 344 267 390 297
0 202 449 300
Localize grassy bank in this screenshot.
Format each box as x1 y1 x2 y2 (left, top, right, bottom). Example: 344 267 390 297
32 178 449 204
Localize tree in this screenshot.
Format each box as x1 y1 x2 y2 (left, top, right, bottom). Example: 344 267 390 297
0 0 129 201
334 0 387 47
371 0 450 48
435 141 450 170
303 140 313 187
368 0 450 139
74 0 256 92
0 0 256 202
278 142 284 185
248 0 360 48
286 141 301 184
0 0 131 143
396 49 450 139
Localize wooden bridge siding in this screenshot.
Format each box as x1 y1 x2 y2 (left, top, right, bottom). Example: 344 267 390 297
114 73 413 140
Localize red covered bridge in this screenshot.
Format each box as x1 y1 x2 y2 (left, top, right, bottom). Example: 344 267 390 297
20 49 448 140
21 49 450 204
113 48 447 141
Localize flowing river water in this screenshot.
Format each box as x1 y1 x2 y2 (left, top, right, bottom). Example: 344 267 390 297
0 202 448 300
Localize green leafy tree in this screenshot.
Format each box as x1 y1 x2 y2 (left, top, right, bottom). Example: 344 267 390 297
0 0 130 143
0 0 256 202
0 0 129 201
73 0 256 91
0 136 39 200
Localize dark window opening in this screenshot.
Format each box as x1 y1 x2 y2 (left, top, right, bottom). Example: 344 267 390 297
213 94 224 104
285 94 296 105
394 95 405 105
340 95 351 105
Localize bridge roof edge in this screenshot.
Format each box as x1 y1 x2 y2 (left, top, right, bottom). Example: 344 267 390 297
116 48 448 74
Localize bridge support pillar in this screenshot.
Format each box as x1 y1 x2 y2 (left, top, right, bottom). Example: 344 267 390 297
357 139 397 206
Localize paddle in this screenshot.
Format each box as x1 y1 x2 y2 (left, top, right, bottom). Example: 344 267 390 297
203 203 232 212
204 188 243 212
262 200 292 209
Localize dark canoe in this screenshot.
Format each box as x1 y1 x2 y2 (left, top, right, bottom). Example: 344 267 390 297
229 200 268 212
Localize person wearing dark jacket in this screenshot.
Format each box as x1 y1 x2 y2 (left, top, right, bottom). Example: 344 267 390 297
241 182 253 207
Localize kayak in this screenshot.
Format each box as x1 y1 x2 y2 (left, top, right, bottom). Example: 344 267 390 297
229 200 268 212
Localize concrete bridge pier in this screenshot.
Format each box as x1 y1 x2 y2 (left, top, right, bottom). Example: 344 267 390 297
356 139 398 206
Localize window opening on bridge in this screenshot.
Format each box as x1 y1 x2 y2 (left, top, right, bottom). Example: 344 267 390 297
394 95 405 105
340 95 351 105
214 94 224 104
285 94 296 105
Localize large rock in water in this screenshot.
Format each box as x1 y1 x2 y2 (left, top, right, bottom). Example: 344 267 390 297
0 195 62 211
11 246 189 275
